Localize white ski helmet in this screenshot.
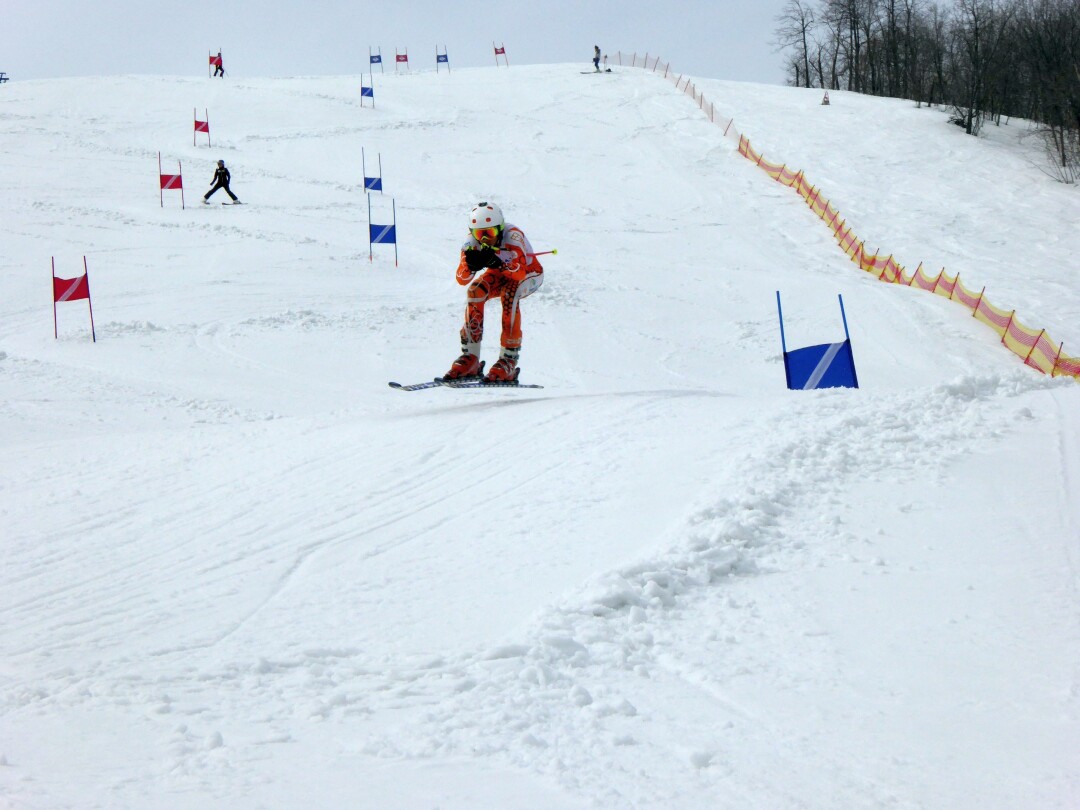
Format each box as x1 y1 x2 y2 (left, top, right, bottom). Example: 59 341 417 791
469 201 504 230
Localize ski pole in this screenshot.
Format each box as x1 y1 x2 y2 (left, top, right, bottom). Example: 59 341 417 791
528 249 558 257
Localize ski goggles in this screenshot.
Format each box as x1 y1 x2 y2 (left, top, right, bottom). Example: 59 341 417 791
471 226 501 244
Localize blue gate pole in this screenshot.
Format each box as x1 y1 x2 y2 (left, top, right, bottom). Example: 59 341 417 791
776 291 789 352
777 291 792 389
837 294 860 388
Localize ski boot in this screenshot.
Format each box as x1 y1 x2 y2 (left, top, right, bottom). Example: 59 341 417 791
442 342 483 381
485 348 520 383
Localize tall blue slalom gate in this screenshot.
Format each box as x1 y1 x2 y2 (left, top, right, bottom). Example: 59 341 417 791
436 46 450 74
362 148 383 192
369 47 384 73
368 195 398 266
776 292 860 390
360 74 374 108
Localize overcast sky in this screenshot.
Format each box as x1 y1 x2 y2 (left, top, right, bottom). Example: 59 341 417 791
1 0 791 84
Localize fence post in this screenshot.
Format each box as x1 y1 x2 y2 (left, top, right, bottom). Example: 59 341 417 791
1024 329 1046 368
1001 310 1016 344
879 255 894 281
971 287 987 318
930 269 944 293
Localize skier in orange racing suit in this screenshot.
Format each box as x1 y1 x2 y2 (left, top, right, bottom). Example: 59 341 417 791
444 202 544 382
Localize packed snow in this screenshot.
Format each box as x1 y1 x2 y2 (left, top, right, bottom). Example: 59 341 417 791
1 62 1078 809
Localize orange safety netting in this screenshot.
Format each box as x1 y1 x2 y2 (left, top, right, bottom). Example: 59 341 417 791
610 51 1079 381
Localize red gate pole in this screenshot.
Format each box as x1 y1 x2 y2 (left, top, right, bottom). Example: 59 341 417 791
51 256 58 339
84 256 96 342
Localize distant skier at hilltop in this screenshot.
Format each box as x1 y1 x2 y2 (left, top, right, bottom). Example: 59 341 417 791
213 51 225 78
593 45 601 72
443 202 544 383
201 159 239 204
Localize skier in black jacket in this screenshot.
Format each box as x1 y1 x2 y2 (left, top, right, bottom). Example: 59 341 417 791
202 160 239 204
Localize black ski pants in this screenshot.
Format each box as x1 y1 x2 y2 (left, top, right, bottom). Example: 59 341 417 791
204 181 237 201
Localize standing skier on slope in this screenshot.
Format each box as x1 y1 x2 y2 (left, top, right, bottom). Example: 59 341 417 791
444 202 544 382
201 159 239 204
593 45 601 72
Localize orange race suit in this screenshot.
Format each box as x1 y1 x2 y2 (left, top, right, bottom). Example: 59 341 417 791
456 223 544 350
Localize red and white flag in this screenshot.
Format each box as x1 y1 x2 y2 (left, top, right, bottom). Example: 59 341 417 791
53 274 89 302
158 152 186 208
52 257 96 342
194 109 210 146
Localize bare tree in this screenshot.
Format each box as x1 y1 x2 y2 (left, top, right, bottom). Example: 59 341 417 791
816 0 862 90
861 0 883 94
775 0 818 87
923 2 952 105
1015 0 1080 180
949 0 1017 134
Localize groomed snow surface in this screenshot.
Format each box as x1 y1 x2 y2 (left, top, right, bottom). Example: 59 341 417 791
1 64 1078 809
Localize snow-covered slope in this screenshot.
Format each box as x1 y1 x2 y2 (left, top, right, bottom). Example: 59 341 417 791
1 65 1077 809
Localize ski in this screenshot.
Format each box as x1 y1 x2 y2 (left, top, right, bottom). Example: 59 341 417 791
448 379 543 390
388 376 543 391
388 379 455 391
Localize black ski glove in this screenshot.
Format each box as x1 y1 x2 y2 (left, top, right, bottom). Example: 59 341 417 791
465 246 503 272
